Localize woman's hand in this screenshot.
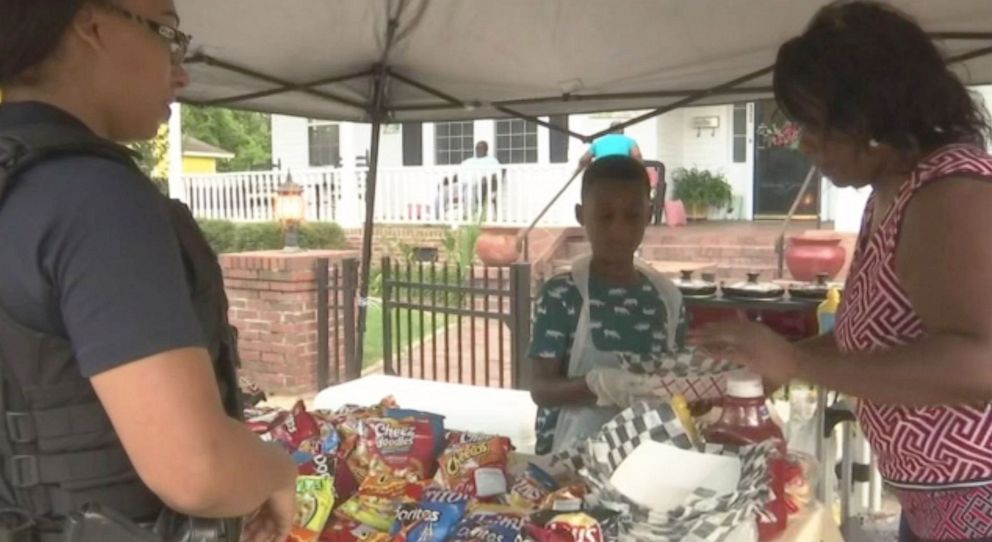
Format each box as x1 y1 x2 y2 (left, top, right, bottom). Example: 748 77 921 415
691 321 801 388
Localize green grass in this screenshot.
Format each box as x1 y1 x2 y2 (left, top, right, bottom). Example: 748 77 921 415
362 302 448 368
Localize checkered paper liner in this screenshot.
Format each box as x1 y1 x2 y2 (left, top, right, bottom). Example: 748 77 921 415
552 401 776 542
618 348 739 403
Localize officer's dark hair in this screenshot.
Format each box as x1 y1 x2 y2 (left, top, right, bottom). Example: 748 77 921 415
0 0 88 85
580 155 650 201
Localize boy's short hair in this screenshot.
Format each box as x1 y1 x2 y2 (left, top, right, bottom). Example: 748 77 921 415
581 155 650 200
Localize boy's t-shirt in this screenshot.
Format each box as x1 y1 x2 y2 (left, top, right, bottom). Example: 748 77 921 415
528 271 687 454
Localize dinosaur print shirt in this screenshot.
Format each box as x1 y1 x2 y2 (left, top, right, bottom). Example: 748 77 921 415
528 271 687 454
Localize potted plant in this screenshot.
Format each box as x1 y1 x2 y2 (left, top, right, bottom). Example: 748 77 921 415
672 167 734 220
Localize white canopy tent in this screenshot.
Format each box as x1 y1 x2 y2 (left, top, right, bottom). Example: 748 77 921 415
173 0 992 361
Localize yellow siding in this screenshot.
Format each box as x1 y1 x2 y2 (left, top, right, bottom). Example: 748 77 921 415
183 156 219 174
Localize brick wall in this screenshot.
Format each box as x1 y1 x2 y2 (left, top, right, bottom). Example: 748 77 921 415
344 225 451 262
220 249 358 395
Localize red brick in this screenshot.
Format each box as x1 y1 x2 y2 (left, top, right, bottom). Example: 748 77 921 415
262 352 285 363
224 269 260 280
269 281 317 293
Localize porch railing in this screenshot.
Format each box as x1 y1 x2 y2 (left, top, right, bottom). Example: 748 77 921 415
182 163 578 228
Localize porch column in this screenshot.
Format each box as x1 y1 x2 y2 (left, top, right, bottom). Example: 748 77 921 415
167 102 185 201
337 122 362 228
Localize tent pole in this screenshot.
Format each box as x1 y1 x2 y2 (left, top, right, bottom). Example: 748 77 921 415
356 66 387 369
355 1 412 370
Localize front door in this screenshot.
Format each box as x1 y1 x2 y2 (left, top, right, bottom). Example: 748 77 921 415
753 99 819 219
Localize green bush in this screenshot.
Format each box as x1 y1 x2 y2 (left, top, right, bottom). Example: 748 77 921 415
196 219 348 254
234 222 283 252
299 222 348 250
198 219 238 253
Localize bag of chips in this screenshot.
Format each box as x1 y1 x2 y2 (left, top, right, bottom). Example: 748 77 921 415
269 401 322 450
505 463 559 510
295 476 335 535
297 452 360 507
245 406 282 434
449 504 529 542
287 526 320 542
539 484 586 513
390 487 470 542
527 509 621 542
363 417 439 481
444 429 496 449
335 474 428 532
328 396 398 420
436 437 512 499
319 519 392 542
387 408 446 461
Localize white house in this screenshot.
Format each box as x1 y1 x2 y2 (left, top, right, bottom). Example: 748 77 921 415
268 85 992 232
178 86 991 230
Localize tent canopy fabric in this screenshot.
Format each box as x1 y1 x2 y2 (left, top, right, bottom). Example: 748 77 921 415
177 0 992 135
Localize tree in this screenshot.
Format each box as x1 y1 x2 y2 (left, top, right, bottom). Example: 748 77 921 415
128 127 169 194
181 105 272 172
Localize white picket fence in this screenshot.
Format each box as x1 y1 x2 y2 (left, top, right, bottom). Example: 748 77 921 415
182 164 579 228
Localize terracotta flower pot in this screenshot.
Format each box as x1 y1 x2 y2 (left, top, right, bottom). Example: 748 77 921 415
785 235 846 281
475 227 520 266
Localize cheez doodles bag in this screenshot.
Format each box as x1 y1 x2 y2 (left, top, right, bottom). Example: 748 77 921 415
363 417 438 481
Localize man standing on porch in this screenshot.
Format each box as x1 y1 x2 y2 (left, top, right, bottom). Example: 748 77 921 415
577 121 643 172
456 140 501 218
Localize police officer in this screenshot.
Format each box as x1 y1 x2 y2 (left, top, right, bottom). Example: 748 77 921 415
0 1 296 541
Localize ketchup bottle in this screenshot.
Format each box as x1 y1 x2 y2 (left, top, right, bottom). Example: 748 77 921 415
703 372 788 541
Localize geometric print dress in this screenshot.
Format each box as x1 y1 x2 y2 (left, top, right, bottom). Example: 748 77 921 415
834 144 992 540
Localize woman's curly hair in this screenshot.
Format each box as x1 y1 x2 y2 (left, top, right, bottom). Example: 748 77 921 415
774 0 990 153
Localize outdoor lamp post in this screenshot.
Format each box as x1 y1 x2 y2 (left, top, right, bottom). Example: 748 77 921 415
274 171 305 252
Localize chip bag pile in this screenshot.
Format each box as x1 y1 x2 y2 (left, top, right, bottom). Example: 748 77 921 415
245 397 627 542
247 394 804 542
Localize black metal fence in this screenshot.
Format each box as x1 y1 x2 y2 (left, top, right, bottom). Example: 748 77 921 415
380 257 532 389
314 257 359 390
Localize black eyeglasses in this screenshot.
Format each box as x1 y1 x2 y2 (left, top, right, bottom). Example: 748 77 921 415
97 2 192 65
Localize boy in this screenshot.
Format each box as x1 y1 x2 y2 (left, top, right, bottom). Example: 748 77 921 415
529 155 686 454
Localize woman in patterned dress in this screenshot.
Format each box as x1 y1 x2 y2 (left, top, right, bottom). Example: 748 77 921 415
695 2 992 540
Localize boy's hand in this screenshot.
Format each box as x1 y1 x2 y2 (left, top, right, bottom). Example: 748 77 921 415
585 367 655 408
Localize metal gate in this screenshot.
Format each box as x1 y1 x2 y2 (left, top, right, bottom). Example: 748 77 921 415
380 257 532 389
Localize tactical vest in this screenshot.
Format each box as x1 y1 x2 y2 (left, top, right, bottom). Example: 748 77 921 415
0 122 243 537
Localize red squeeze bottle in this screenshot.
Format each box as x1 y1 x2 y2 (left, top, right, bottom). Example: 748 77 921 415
703 372 788 541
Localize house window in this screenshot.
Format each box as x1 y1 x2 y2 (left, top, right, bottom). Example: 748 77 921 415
435 121 475 165
495 119 538 163
732 104 748 163
308 120 340 167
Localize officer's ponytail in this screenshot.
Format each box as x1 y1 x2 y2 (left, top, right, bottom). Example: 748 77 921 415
0 0 87 86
